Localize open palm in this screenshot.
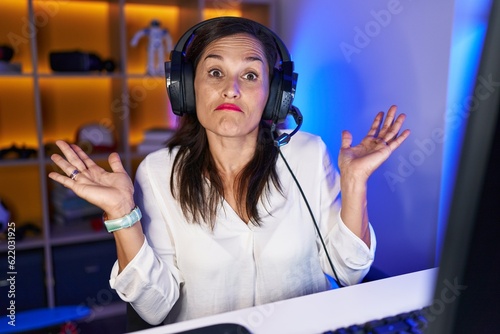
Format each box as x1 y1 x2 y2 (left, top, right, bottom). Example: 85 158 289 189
48 140 135 217
338 105 410 182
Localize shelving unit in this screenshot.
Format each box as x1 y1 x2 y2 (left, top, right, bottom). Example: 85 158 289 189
0 0 274 320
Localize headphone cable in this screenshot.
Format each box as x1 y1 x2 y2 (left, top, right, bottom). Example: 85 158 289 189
278 148 343 288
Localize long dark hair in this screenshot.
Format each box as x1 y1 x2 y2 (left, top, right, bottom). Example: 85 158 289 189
167 17 282 228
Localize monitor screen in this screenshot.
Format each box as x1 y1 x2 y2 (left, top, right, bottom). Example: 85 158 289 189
427 1 500 333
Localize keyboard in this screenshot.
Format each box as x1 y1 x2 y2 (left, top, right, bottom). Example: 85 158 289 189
323 307 430 334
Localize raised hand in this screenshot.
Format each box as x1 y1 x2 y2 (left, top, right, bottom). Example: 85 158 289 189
48 140 135 219
338 105 410 183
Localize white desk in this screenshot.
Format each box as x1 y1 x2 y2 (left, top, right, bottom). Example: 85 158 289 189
137 268 437 334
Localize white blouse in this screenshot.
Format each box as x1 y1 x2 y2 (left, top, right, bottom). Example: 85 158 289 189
109 131 376 325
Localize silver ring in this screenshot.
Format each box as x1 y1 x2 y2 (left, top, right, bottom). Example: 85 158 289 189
69 169 80 181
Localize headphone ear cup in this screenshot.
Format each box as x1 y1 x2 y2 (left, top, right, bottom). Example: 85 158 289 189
166 51 184 116
165 51 196 116
276 60 297 123
278 70 297 122
182 61 196 115
263 69 282 121
263 64 297 123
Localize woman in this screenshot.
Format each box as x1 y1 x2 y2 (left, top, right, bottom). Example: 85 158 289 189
48 17 410 325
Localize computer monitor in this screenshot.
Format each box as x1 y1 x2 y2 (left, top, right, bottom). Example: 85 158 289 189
427 1 500 333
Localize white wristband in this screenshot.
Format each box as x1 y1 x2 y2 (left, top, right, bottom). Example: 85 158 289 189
103 206 142 233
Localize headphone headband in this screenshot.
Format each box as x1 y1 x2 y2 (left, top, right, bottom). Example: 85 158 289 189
173 17 292 63
165 16 298 124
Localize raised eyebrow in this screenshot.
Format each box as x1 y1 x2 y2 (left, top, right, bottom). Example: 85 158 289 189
204 54 223 62
245 56 264 63
203 54 264 64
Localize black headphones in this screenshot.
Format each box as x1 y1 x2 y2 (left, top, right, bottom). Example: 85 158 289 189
164 16 298 125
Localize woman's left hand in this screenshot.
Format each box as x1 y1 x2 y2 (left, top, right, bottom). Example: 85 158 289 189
338 105 410 183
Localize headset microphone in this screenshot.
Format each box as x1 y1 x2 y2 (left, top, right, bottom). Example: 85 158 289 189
272 105 303 147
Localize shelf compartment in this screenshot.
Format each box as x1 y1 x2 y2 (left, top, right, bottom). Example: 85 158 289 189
0 248 47 312
127 77 174 147
202 5 242 19
34 0 121 75
39 77 125 153
124 3 182 75
52 239 120 306
203 0 270 26
0 165 44 231
0 0 34 74
0 78 38 149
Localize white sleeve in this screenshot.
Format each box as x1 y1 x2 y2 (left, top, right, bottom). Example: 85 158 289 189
109 156 182 325
316 139 376 286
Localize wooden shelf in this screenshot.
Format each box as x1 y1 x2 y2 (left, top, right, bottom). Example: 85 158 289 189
50 223 113 247
0 236 45 252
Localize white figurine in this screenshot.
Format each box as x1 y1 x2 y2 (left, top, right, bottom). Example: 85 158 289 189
130 19 173 76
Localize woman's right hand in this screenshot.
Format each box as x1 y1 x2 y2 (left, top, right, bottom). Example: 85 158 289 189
48 140 136 219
